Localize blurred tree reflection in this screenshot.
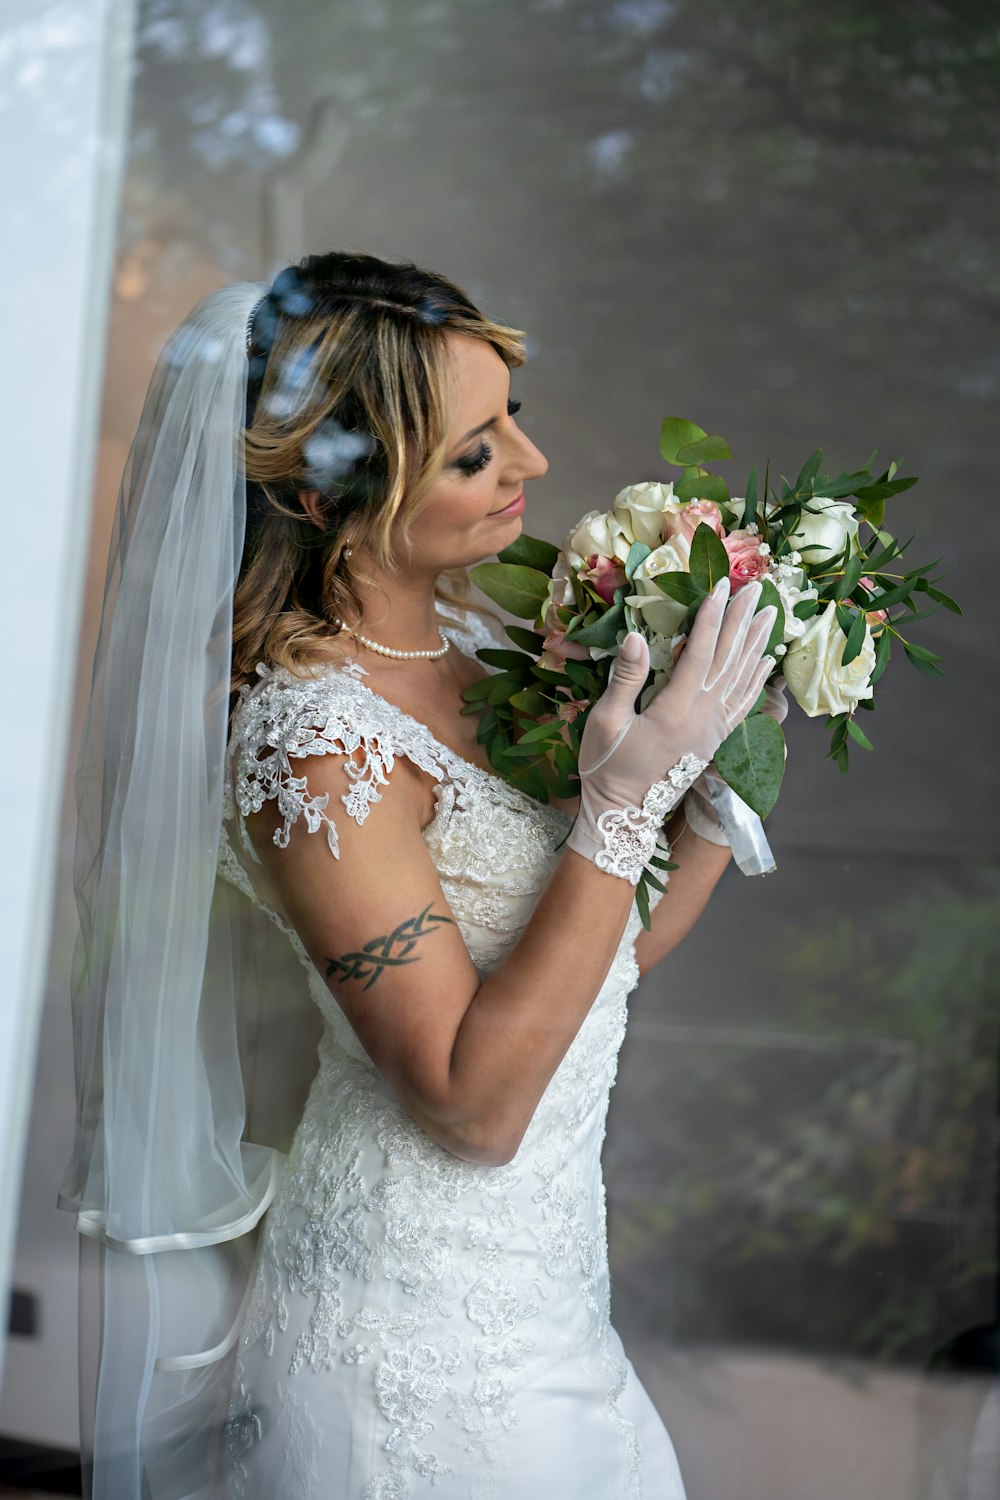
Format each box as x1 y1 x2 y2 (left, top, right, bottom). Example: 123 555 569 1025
113 0 999 1370
611 874 999 1364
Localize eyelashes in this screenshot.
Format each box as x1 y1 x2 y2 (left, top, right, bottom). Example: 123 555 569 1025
455 399 522 477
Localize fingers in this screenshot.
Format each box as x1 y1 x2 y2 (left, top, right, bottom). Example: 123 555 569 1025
669 576 731 689
727 652 777 724
705 581 770 692
599 631 649 714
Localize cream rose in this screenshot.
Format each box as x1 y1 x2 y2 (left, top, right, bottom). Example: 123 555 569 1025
563 509 633 570
782 601 876 717
767 558 819 641
624 535 691 638
611 482 676 550
785 496 861 568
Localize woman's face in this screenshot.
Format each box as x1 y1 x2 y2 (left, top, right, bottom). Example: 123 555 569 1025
398 331 549 577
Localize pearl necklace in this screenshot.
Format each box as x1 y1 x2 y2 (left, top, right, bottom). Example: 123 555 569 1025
346 627 450 661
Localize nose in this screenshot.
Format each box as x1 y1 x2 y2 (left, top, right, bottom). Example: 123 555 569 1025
513 427 549 482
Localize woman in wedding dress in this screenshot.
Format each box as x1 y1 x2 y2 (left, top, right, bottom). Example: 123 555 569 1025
62 250 778 1500
219 251 777 1500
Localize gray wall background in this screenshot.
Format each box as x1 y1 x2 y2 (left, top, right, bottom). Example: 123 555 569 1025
4 3 998 1497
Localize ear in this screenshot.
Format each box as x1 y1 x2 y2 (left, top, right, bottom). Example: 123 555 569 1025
298 490 326 531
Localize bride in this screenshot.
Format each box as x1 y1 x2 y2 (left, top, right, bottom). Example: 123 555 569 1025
61 251 778 1500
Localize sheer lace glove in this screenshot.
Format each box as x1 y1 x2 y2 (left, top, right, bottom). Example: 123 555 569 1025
566 578 777 884
684 678 788 846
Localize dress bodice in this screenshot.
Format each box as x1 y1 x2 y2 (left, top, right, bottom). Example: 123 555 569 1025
220 605 643 1083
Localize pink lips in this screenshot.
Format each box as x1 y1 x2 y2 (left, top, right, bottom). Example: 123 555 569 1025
489 490 526 519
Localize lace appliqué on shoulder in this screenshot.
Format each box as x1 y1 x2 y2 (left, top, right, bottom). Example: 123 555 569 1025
227 661 449 863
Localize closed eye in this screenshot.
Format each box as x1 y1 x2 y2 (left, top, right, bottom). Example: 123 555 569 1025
454 398 523 477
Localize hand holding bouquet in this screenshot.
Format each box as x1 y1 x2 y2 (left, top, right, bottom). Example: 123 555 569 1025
462 417 959 922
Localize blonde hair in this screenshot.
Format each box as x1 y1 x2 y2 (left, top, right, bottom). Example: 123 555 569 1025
232 252 525 698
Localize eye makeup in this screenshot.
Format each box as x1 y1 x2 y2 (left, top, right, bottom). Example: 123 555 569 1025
454 399 522 477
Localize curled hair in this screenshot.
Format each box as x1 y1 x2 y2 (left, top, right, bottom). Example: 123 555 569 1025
231 252 525 699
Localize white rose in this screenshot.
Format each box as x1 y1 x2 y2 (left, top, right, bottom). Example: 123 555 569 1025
767 559 819 642
784 496 861 568
540 554 576 632
564 509 633 570
624 535 691 638
782 600 876 717
611 481 676 550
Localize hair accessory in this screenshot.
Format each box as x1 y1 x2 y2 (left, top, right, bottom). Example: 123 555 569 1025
345 626 450 660
245 293 268 353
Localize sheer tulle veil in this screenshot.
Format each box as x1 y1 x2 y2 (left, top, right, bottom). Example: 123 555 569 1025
58 281 315 1499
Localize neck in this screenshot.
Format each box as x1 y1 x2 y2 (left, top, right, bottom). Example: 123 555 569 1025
348 563 445 651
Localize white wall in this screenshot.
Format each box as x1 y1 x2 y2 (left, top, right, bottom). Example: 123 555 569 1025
0 0 136 1440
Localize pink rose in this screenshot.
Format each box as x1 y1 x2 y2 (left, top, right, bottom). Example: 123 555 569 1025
538 629 591 673
580 553 627 604
858 576 888 631
723 531 769 590
663 499 725 546
556 692 589 726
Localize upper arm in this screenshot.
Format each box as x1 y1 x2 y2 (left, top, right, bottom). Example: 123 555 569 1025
243 740 483 1143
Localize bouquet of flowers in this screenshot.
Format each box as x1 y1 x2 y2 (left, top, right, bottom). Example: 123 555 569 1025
461 416 959 924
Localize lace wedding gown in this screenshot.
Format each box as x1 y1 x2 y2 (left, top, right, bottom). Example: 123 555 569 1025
219 606 687 1500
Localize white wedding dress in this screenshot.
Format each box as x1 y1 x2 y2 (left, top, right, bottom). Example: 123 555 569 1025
218 605 687 1500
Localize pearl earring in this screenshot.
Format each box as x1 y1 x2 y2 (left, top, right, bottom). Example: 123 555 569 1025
342 545 353 560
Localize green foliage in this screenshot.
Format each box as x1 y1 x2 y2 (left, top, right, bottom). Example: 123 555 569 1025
714 713 786 817
463 413 957 926
468 561 551 619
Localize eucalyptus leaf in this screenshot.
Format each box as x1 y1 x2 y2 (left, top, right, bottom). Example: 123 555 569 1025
659 416 706 465
497 533 560 572
469 562 552 619
920 584 963 615
713 714 786 818
845 718 874 751
903 643 946 679
857 494 886 528
509 685 548 717
504 624 546 651
476 647 536 671
688 522 731 594
860 578 915 611
755 577 785 654
870 626 892 684
516 718 567 745
676 434 733 466
571 601 626 649
902 640 944 664
841 607 869 666
835 555 865 600
653 571 702 606
625 540 652 581
795 449 823 491
674 473 730 504
743 467 758 528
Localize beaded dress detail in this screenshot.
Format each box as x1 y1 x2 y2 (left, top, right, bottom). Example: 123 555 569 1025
219 606 687 1500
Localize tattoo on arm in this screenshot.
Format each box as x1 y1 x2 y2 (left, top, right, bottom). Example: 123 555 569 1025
325 903 456 991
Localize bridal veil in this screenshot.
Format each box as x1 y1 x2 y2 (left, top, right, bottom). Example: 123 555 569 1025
57 280 312 1499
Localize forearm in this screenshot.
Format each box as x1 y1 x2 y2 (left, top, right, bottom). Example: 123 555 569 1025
439 850 635 1162
632 813 731 977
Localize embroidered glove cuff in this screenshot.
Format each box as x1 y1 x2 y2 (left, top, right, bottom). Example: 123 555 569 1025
567 752 708 885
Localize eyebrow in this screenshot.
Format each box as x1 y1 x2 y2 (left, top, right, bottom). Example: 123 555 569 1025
450 415 499 457
447 378 515 460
